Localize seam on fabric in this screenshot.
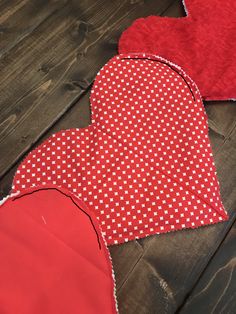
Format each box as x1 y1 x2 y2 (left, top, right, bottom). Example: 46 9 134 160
121 57 195 101
12 187 102 249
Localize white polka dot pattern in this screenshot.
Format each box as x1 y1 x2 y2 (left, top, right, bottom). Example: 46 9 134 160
12 53 228 245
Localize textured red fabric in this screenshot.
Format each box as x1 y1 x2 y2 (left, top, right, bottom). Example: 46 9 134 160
12 54 228 245
119 0 236 101
0 186 117 314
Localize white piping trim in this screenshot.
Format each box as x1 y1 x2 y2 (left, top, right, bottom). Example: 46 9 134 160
0 191 20 205
182 0 189 16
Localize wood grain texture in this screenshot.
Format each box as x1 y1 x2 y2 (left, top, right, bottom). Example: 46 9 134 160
0 0 235 313
0 87 92 196
0 0 175 178
0 0 68 57
179 220 236 314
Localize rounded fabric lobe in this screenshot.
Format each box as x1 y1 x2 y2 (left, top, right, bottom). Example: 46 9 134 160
0 186 117 314
12 54 228 245
119 0 236 101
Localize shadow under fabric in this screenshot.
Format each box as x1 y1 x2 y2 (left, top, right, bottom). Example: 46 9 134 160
119 0 236 101
12 53 228 245
0 186 118 314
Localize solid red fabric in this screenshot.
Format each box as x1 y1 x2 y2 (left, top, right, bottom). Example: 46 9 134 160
0 187 117 314
119 0 236 101
12 54 228 245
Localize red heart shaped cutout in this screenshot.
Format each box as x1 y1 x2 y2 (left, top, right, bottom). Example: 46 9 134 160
119 0 236 101
0 186 118 314
12 54 228 245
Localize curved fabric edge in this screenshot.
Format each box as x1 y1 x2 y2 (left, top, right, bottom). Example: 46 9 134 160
0 185 119 314
90 52 205 124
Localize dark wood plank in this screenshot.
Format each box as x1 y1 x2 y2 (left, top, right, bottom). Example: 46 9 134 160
0 0 68 56
179 219 236 314
0 86 91 197
161 0 187 17
0 0 175 178
206 101 236 154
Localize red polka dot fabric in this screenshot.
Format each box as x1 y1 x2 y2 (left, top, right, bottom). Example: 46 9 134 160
12 53 228 245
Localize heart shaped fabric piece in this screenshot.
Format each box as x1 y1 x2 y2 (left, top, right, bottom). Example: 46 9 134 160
0 186 118 314
119 0 236 101
12 53 228 245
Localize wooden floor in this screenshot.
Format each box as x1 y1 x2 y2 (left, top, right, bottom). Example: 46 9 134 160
0 0 235 313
